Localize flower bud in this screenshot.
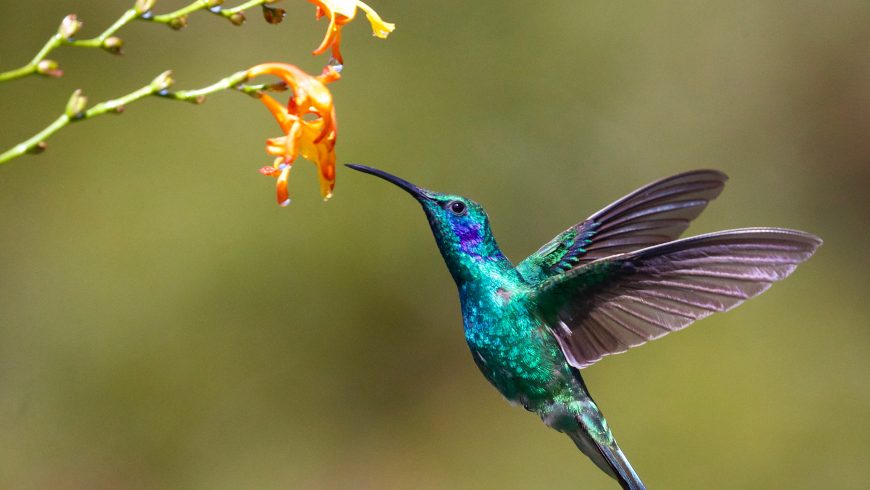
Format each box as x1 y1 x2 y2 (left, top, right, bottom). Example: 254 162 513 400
205 0 224 7
261 5 286 24
65 89 88 117
150 70 174 91
134 0 156 14
228 12 246 26
27 142 48 155
58 14 83 40
101 36 124 55
36 59 63 77
168 15 188 30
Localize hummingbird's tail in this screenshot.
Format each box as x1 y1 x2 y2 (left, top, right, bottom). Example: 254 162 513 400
558 377 646 490
568 425 645 490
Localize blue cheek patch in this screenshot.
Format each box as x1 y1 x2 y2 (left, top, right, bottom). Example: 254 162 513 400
456 221 483 255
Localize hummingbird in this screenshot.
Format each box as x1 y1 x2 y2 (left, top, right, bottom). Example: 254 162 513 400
346 164 821 489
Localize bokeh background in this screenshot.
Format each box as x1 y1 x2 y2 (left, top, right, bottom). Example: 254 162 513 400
1 1 869 488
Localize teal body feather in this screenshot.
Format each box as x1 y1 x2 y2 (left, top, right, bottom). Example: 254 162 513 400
347 164 821 489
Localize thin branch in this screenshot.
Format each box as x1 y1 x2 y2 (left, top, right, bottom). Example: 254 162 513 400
223 0 272 15
0 69 283 164
68 8 140 48
0 0 273 83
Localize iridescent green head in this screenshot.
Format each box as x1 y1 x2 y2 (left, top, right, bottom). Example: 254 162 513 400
346 164 508 284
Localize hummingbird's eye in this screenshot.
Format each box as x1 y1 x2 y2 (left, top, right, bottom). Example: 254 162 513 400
447 200 467 216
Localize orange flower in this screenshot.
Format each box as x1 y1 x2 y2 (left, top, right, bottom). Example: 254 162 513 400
246 63 340 205
307 0 395 64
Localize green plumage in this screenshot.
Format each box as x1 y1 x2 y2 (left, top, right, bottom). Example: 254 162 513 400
347 164 821 489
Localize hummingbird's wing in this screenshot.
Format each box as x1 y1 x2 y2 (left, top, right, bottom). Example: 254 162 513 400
516 170 728 283
530 228 821 369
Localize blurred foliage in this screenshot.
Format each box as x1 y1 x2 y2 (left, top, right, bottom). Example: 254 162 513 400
1 1 869 488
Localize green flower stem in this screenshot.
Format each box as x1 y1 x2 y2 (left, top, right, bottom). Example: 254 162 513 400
0 0 272 82
31 35 66 65
0 33 65 81
0 116 67 161
0 70 278 164
158 70 248 103
148 1 215 24
69 9 139 48
0 63 38 82
222 0 272 15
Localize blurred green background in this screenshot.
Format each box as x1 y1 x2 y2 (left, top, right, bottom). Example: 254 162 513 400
1 1 868 488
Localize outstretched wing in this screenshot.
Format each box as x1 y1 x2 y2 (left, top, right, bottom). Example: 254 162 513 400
531 228 822 369
517 170 728 284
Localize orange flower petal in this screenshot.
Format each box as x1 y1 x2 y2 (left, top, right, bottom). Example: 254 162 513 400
246 62 340 205
276 165 292 206
312 12 339 57
330 26 344 65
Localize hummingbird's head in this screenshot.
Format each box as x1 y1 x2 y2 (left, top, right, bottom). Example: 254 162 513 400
347 164 508 284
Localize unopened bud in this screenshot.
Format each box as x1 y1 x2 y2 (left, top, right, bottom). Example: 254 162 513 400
27 142 48 154
261 5 286 24
58 14 83 39
228 12 246 26
36 59 63 77
205 0 224 7
134 0 156 14
65 89 88 117
150 70 174 91
168 15 188 30
268 81 288 92
101 36 124 55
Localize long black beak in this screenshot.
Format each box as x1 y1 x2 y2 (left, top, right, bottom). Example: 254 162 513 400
346 164 431 201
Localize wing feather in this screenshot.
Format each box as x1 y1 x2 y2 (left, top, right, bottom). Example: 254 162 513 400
533 228 821 369
517 170 728 283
